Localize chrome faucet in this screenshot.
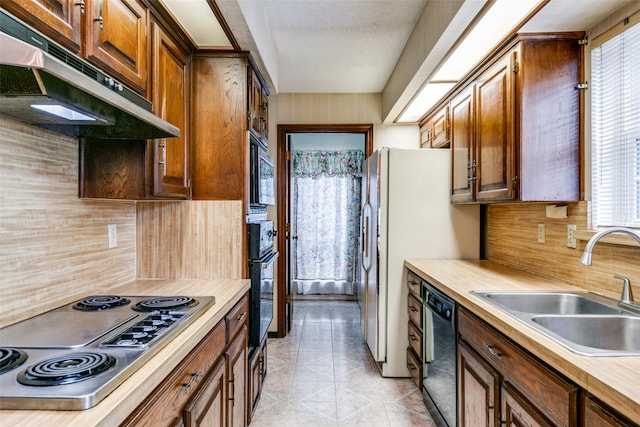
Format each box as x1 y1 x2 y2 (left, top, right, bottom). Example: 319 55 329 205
579 226 640 266
579 226 640 306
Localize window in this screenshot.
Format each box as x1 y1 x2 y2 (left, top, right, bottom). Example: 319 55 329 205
590 15 640 229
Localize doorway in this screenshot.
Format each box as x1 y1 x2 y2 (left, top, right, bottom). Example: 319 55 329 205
276 124 373 337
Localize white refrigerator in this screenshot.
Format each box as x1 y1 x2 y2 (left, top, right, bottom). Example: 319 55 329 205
360 147 479 377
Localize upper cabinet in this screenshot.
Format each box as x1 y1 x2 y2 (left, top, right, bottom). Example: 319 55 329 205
248 67 269 146
149 20 190 198
1 0 82 53
445 32 584 204
420 105 449 149
85 0 149 95
3 0 149 96
190 54 269 205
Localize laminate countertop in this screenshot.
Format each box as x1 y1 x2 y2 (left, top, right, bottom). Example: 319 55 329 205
404 259 640 423
0 278 250 427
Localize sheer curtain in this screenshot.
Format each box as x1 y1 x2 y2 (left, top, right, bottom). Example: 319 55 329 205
292 150 364 295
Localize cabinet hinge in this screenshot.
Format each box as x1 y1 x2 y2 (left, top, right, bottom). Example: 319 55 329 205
575 81 588 90
578 36 589 45
285 151 291 161
511 176 519 190
512 57 519 74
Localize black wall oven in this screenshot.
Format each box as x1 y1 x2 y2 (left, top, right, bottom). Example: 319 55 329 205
247 220 277 347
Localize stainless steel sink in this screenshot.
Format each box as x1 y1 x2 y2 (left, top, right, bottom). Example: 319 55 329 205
477 291 622 315
531 315 640 355
471 291 640 356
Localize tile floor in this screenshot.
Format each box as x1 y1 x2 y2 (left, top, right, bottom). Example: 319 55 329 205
249 300 437 426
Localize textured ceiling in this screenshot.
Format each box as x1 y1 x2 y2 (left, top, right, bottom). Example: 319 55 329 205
255 0 428 93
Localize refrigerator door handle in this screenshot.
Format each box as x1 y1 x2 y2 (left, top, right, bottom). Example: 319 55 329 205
362 203 372 271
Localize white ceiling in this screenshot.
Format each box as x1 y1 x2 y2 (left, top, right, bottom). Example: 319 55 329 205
164 0 638 119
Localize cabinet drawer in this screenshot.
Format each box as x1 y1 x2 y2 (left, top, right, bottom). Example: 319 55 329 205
408 320 422 359
408 293 422 329
407 270 421 297
407 347 423 388
123 320 226 426
458 307 578 426
226 292 249 343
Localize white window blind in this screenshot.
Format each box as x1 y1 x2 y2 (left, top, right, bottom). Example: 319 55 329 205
590 18 640 229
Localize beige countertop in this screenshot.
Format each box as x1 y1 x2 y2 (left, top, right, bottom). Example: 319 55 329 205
0 278 250 427
404 259 640 423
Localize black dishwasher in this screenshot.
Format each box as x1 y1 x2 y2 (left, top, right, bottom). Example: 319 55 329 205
422 280 457 427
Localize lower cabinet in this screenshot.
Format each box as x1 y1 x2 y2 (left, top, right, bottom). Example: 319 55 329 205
226 326 248 427
457 306 579 426
122 292 249 427
583 395 639 427
248 336 268 423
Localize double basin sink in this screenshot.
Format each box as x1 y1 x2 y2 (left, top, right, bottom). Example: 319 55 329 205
472 291 640 356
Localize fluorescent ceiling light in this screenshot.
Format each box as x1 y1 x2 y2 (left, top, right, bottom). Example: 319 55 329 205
399 0 542 123
31 104 97 121
433 0 541 81
398 83 455 123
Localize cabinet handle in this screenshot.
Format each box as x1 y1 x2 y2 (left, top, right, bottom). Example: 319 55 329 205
408 362 417 371
485 344 503 360
75 1 85 15
94 1 103 30
237 312 247 323
409 333 418 341
182 372 200 390
409 306 419 312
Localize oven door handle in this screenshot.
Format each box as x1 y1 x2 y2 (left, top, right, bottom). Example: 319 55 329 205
261 251 279 268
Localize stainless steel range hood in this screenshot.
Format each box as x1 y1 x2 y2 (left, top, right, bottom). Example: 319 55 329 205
0 11 179 139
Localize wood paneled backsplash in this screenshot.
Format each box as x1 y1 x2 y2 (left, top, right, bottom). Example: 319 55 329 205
136 200 243 279
0 118 136 328
487 202 640 300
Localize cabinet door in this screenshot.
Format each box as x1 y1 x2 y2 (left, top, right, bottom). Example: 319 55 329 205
474 51 516 202
248 68 263 137
151 21 189 198
248 338 267 422
501 383 552 426
85 0 149 94
227 326 248 427
458 341 500 427
583 396 638 427
450 86 475 203
2 0 82 53
183 357 227 427
431 106 449 148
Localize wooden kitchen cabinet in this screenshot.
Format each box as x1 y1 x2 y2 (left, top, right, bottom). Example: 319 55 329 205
583 395 639 427
405 270 424 389
227 326 248 427
419 105 449 149
0 0 83 53
190 53 268 203
248 67 269 146
248 336 267 423
450 86 475 203
457 341 500 427
183 357 227 427
4 0 150 96
85 0 149 95
457 306 579 426
447 32 583 203
149 20 190 198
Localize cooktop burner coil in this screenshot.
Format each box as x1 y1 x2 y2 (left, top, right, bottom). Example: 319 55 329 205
0 348 28 374
17 352 116 386
133 296 198 312
73 295 130 311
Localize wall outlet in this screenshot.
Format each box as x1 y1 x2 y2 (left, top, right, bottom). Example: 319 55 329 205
567 224 577 248
537 223 545 243
108 224 117 248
